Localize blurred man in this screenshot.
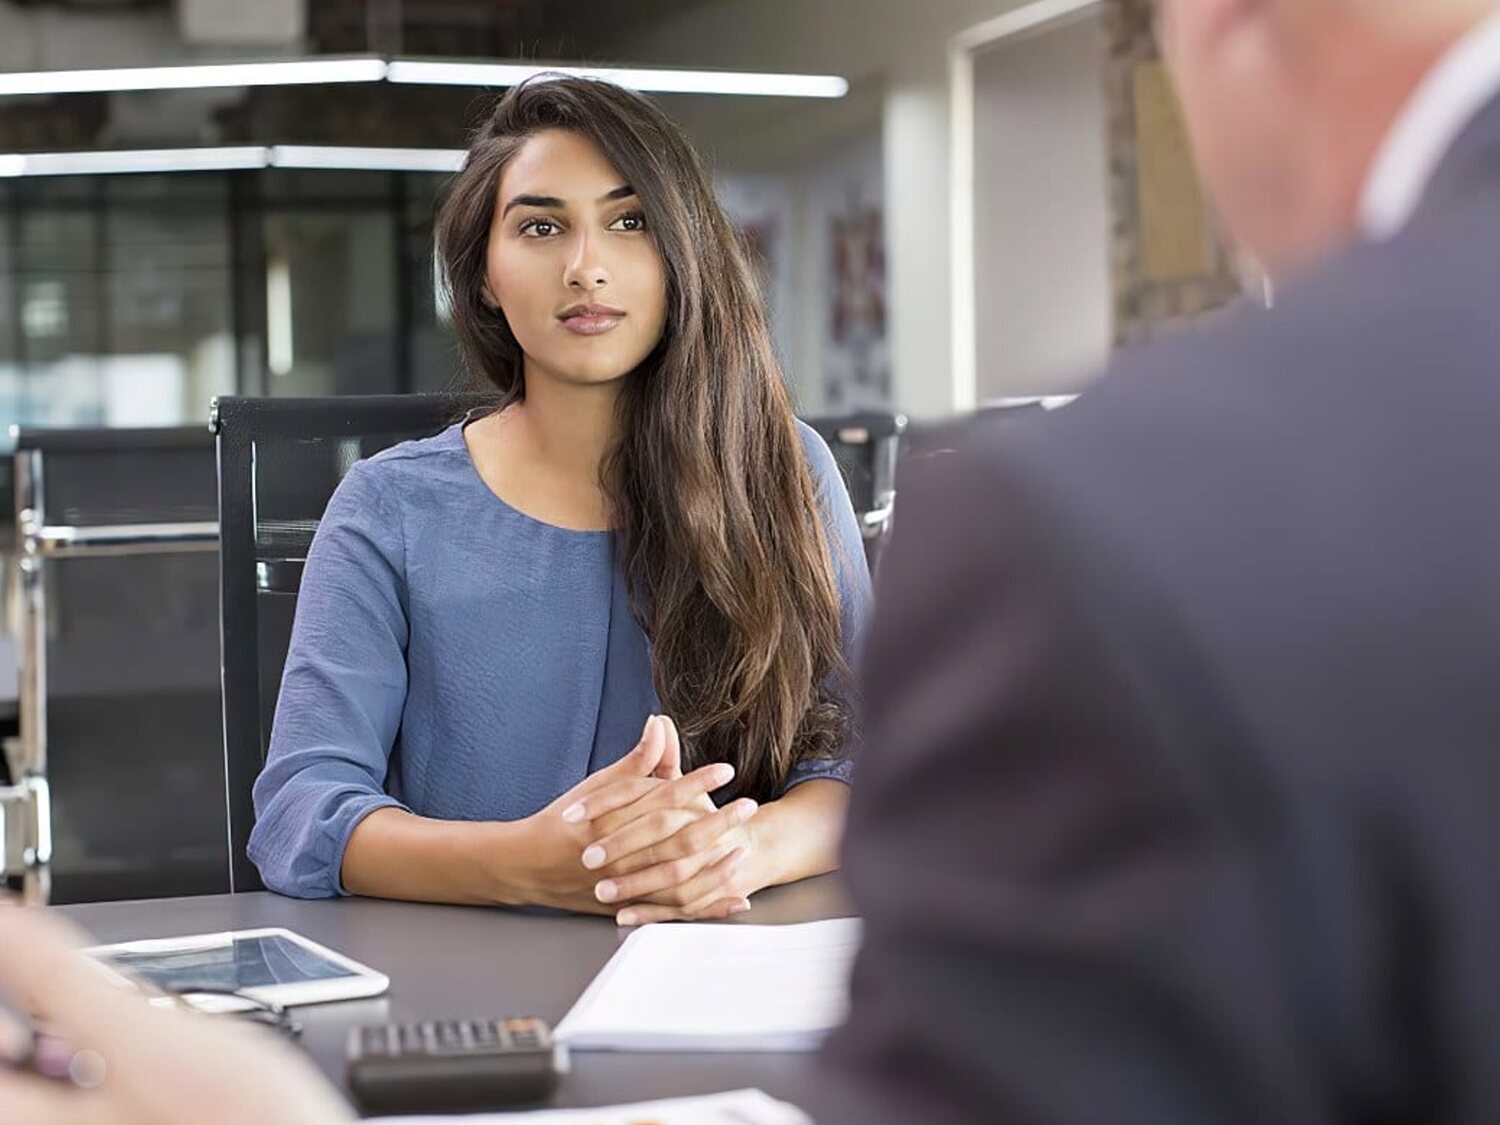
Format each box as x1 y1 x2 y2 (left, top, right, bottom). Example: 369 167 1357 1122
817 1 1500 1122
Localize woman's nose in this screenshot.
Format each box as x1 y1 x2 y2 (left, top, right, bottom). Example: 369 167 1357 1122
564 233 611 290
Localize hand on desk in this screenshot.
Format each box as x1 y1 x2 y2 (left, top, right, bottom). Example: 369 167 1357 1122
517 714 741 915
560 715 768 925
0 900 351 1125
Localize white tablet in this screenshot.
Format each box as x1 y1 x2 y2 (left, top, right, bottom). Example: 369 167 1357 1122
86 927 389 1013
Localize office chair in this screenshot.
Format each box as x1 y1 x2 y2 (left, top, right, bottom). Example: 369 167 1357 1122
802 411 908 570
212 394 490 892
3 427 224 905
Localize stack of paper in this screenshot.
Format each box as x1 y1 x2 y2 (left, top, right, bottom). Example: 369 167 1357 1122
554 918 862 1052
383 1088 811 1124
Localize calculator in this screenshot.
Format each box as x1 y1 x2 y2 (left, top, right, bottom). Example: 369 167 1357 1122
345 1016 567 1116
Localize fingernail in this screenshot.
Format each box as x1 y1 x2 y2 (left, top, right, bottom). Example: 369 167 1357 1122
709 763 735 787
581 844 607 870
617 910 638 927
561 803 587 824
595 880 619 903
735 799 759 820
642 714 657 739
730 900 752 915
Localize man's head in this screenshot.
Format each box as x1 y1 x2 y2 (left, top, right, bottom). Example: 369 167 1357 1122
1157 0 1500 278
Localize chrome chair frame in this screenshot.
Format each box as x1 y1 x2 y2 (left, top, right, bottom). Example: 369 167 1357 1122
2 431 218 904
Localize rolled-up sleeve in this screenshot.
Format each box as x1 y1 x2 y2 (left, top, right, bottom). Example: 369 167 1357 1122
248 460 412 898
783 423 875 793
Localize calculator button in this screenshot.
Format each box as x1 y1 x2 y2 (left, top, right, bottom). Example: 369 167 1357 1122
470 1020 498 1045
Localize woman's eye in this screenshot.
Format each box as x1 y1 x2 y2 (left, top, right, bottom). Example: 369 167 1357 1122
520 219 559 237
610 212 647 232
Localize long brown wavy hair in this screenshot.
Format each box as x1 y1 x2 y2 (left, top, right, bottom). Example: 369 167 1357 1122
435 76 851 801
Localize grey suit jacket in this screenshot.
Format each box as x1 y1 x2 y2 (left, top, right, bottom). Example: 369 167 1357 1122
816 96 1500 1125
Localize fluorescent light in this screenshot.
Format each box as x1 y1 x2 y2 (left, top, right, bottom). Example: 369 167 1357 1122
0 145 467 176
0 55 847 101
266 258 294 378
271 145 465 172
0 58 386 97
385 60 849 99
0 146 265 176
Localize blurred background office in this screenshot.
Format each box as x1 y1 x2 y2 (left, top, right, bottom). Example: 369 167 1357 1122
0 0 1249 903
0 0 1249 428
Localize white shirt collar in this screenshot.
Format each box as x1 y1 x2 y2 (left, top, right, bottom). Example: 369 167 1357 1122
1360 9 1500 241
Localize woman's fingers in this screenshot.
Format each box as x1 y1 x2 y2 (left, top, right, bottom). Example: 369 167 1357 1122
557 717 669 821
615 865 754 925
590 787 716 841
641 843 750 910
559 778 657 825
582 795 755 874
594 811 700 878
573 761 735 838
649 716 684 781
592 837 741 904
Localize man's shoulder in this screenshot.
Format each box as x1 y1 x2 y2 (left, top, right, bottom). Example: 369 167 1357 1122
981 207 1500 483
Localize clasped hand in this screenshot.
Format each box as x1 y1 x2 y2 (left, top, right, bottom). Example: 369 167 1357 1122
522 715 765 923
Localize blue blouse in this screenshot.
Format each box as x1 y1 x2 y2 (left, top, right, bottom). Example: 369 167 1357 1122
248 420 873 899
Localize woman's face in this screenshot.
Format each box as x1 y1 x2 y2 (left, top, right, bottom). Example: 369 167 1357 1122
484 128 669 388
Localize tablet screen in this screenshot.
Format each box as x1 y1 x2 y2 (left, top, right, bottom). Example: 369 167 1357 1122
100 934 357 994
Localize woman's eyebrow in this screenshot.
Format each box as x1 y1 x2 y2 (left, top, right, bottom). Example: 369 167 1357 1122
501 185 633 217
502 192 565 217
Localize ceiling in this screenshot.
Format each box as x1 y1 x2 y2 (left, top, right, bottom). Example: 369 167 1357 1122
306 0 719 59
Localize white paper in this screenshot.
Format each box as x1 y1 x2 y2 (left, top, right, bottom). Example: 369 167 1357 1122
554 918 862 1052
381 1087 811 1124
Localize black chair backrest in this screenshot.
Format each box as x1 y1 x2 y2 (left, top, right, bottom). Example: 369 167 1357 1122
12 427 225 903
802 411 907 567
212 394 491 892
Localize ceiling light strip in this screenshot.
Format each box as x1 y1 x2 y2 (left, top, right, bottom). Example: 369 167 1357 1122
269 145 466 172
0 57 847 100
385 60 849 98
0 145 472 177
0 58 387 98
0 146 267 176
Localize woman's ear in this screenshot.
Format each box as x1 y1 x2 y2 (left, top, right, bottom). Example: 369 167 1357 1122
480 283 499 309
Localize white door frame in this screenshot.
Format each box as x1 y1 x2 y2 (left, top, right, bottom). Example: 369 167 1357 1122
948 0 1104 411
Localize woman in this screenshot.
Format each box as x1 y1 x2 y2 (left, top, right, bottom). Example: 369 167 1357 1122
248 76 871 925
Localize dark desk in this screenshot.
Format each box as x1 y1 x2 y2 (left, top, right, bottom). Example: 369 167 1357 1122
59 876 852 1113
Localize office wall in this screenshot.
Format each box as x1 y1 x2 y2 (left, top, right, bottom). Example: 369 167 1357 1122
0 4 180 71
619 0 1039 419
972 11 1111 400
718 131 887 416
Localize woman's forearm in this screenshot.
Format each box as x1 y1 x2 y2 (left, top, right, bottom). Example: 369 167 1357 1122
340 808 536 906
748 778 850 888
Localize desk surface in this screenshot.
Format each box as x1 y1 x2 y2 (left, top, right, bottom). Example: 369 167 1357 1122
58 876 853 1114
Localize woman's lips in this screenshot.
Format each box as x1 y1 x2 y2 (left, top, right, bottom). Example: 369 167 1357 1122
560 313 624 336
